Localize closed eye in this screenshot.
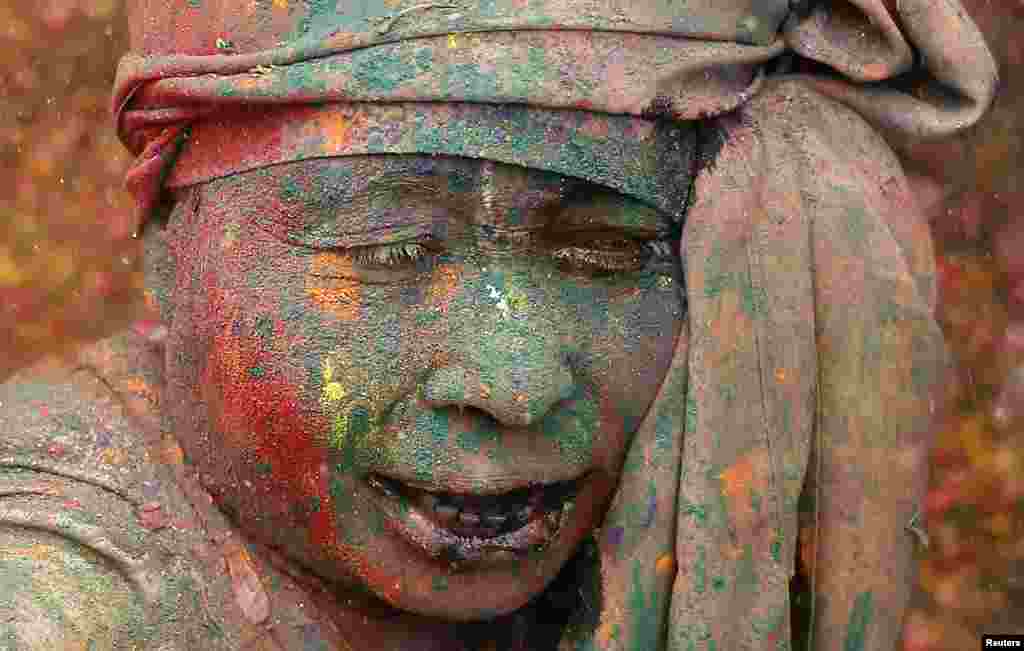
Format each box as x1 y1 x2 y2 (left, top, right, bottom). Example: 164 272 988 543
348 241 434 268
337 233 675 278
551 238 651 276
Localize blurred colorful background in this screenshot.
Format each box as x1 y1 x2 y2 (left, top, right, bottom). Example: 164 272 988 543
1 1 1021 647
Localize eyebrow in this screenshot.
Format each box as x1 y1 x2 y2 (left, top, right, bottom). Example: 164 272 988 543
556 179 671 236
303 160 452 218
277 158 671 240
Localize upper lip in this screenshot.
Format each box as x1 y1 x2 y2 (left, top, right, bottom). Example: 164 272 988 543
370 471 587 496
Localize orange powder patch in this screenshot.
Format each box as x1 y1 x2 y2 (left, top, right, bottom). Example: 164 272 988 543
656 553 676 576
294 112 358 155
861 62 891 82
718 448 771 532
306 252 361 321
320 114 353 153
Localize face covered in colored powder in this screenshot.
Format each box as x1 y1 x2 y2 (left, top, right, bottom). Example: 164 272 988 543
158 154 684 620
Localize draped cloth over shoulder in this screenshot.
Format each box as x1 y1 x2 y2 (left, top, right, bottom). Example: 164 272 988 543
114 1 997 649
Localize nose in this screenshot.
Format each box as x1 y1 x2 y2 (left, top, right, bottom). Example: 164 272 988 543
421 332 577 428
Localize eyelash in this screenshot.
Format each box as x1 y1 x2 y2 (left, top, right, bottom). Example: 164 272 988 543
348 242 432 267
347 238 672 275
551 242 648 274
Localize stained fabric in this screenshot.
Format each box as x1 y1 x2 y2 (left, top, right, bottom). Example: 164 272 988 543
99 0 1001 649
113 0 996 233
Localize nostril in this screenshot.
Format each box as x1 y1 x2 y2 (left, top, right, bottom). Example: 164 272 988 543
422 364 575 428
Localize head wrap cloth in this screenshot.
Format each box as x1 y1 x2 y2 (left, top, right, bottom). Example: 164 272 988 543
115 1 996 649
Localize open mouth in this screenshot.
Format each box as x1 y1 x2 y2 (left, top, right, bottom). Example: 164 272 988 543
367 474 583 564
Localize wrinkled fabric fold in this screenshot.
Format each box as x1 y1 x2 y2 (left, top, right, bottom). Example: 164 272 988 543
156 102 697 219
564 77 949 651
784 0 998 146
674 78 943 651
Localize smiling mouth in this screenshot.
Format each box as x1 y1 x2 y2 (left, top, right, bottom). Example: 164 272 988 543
367 474 583 564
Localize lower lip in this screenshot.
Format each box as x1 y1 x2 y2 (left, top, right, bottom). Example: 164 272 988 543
367 478 577 566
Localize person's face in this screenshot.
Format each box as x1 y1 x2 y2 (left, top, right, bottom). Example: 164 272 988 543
159 155 684 620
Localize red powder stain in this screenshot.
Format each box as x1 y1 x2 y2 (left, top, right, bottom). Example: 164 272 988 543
202 317 339 550
137 502 168 531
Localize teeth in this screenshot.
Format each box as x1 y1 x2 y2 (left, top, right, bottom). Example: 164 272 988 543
371 474 578 539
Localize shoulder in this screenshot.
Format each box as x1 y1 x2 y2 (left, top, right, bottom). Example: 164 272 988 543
1 336 153 494
0 333 236 650
0 333 348 650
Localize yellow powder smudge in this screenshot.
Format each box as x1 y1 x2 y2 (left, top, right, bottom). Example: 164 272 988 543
12 543 60 564
320 356 358 450
322 358 347 405
101 447 129 466
0 245 24 285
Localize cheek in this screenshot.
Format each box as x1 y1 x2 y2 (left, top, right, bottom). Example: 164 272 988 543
592 280 684 431
168 221 348 534
300 266 446 469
